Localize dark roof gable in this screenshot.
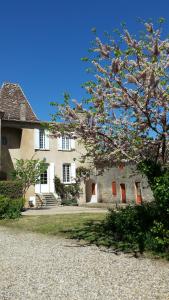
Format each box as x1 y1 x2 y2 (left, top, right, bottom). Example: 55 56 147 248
0 83 38 121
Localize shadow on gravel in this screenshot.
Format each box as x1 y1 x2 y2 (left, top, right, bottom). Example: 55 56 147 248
62 220 147 258
62 220 121 248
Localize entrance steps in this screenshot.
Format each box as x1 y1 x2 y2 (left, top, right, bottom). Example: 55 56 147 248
36 193 61 207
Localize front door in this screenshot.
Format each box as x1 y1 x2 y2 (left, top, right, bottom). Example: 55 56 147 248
40 169 49 193
35 163 55 193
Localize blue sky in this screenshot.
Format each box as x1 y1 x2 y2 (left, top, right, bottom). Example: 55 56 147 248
0 0 169 120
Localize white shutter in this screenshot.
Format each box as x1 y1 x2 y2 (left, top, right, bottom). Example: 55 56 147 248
71 162 76 183
58 137 62 150
35 182 40 193
49 163 55 192
71 138 75 150
34 129 40 149
45 130 50 150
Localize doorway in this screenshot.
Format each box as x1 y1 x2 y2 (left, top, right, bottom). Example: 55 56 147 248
120 183 126 203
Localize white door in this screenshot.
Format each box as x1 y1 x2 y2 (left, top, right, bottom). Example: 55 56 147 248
35 163 55 193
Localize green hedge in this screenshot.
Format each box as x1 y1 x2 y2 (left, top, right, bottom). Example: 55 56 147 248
0 181 23 199
0 196 25 219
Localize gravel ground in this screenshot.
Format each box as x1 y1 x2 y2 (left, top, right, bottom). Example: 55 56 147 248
0 227 169 300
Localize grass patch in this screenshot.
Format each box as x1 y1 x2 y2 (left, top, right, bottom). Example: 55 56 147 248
0 213 106 237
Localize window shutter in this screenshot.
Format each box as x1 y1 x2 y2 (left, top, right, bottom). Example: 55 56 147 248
34 129 40 149
71 138 75 150
71 162 76 183
58 137 62 150
45 130 50 150
49 163 55 192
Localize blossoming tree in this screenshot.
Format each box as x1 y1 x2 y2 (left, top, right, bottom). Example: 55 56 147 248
51 20 169 169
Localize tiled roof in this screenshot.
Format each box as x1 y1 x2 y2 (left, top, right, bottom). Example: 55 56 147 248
0 83 38 121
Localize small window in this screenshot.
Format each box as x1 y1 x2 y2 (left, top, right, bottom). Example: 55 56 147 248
39 129 45 149
112 181 117 196
120 183 126 203
63 164 71 183
40 170 48 184
62 136 71 150
135 182 142 204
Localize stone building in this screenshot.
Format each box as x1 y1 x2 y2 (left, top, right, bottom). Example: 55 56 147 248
86 164 153 205
0 82 153 206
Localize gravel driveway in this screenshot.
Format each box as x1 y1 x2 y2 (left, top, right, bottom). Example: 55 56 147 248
0 227 169 300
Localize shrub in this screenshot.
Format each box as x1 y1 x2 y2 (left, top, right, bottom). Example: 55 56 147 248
0 196 25 219
61 198 78 206
0 181 23 199
146 221 169 254
54 176 80 205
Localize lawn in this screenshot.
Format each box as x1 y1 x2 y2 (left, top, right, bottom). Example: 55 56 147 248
0 213 106 237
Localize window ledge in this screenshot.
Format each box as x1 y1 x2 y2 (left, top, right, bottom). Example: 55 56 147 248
35 149 50 151
58 149 75 152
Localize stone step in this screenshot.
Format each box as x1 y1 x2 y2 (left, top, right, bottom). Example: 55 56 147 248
36 193 61 207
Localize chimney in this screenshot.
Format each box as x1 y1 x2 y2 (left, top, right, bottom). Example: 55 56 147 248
20 102 26 121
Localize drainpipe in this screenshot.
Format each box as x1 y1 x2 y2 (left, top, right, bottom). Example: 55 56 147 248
0 111 5 173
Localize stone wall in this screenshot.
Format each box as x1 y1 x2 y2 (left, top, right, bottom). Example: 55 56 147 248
88 164 153 204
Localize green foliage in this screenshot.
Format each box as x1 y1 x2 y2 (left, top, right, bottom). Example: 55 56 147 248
0 181 23 199
76 166 91 180
13 158 48 197
104 204 156 253
54 176 65 199
61 198 78 206
54 176 80 205
0 195 25 219
138 160 163 186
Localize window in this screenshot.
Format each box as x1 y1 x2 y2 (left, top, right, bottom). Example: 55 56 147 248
34 129 49 150
40 170 48 184
63 164 71 183
39 129 45 149
112 181 117 196
62 136 71 150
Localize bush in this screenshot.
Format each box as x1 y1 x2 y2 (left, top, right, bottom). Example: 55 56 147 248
146 221 169 254
104 203 156 252
0 181 23 199
61 198 78 206
54 176 80 205
0 195 25 219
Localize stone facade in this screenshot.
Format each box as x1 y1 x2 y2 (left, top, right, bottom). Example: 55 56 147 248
86 165 153 205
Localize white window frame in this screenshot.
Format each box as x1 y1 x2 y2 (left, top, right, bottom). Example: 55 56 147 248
34 129 50 150
39 129 46 150
62 136 71 151
62 163 71 183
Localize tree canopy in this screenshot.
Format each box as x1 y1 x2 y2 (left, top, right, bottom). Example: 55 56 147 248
51 20 169 169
